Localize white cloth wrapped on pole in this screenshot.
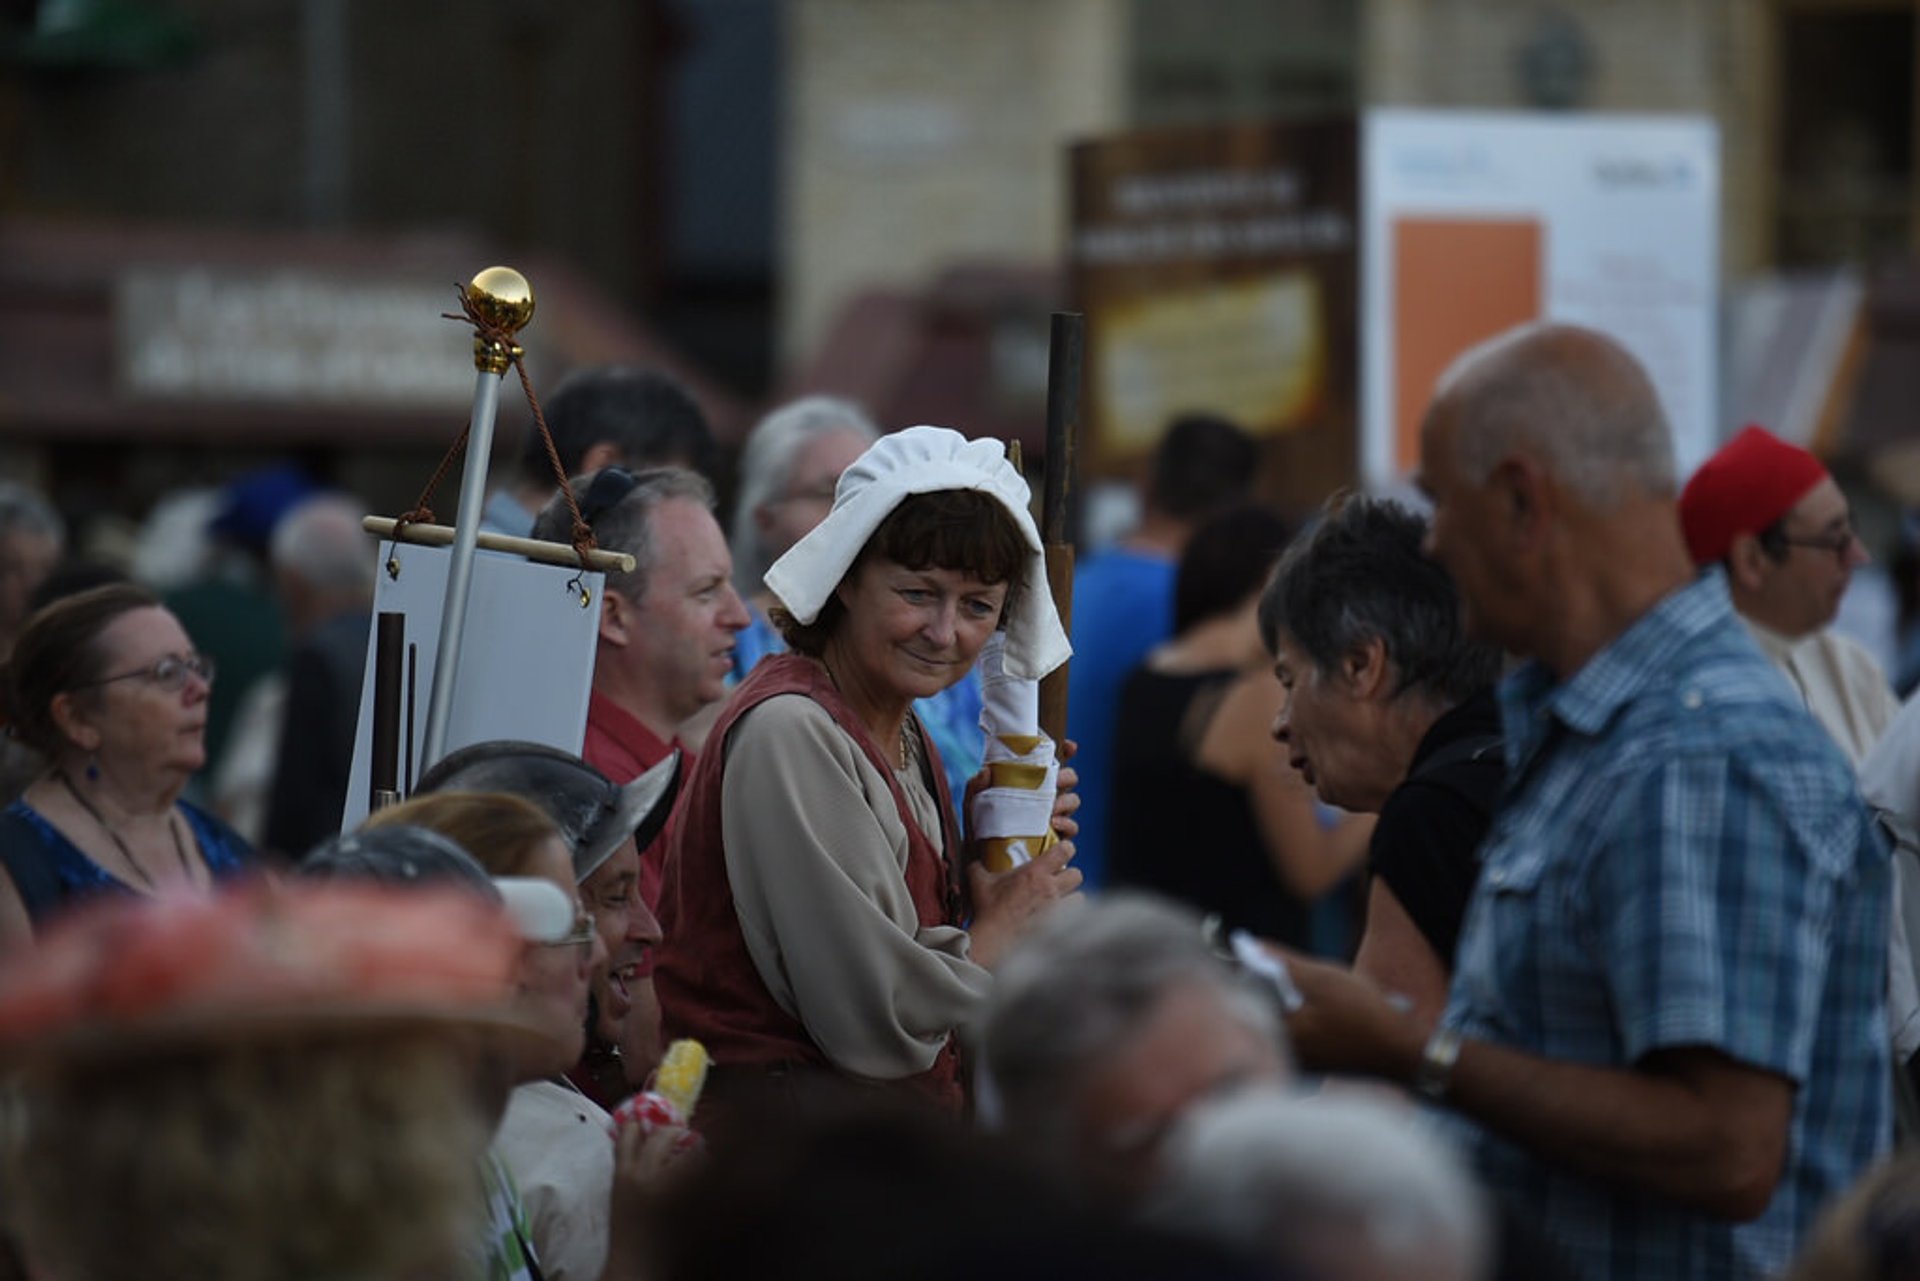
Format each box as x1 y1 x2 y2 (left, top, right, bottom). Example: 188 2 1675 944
971 632 1059 872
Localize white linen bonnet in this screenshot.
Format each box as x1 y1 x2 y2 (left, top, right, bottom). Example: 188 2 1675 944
763 425 1071 680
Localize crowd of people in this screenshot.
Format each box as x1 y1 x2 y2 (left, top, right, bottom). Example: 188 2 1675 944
0 320 1917 1280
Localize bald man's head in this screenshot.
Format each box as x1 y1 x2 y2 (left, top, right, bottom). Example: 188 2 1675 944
1425 323 1676 511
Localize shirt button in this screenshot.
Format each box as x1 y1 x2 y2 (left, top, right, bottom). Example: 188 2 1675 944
1682 689 1703 710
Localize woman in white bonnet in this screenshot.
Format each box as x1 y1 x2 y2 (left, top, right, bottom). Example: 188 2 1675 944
653 426 1081 1116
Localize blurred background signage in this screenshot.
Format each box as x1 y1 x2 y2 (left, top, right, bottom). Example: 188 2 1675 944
116 268 474 409
1361 110 1721 488
1069 118 1360 510
1069 110 1719 502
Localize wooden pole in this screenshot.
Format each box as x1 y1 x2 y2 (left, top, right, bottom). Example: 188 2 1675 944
363 516 636 574
1038 311 1082 744
369 612 405 811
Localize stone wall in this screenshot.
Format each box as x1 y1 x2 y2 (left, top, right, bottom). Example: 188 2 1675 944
780 0 1126 367
1362 0 1776 275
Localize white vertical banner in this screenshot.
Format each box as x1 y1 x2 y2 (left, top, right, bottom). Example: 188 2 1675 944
1360 110 1720 490
339 541 603 831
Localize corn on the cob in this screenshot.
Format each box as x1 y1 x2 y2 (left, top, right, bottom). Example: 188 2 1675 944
652 1038 710 1120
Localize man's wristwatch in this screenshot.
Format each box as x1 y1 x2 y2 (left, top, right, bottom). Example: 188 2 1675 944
1413 1026 1464 1101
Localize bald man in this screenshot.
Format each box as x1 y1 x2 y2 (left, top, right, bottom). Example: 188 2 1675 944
1279 324 1890 1281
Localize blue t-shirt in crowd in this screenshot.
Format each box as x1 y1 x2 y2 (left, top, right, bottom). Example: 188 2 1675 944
1064 548 1176 890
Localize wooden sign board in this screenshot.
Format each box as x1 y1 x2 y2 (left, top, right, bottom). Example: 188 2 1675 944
1068 117 1361 510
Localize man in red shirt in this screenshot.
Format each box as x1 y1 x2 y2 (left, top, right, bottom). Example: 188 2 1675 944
535 465 750 904
533 465 747 1098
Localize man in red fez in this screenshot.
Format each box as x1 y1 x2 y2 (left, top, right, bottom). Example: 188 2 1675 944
1678 424 1895 765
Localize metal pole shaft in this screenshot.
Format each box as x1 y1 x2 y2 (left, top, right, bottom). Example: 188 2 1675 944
419 367 504 770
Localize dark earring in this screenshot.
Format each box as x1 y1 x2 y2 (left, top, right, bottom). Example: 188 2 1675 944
85 754 99 783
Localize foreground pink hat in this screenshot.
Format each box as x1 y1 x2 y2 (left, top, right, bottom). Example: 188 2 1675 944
1679 425 1829 565
0 879 534 1063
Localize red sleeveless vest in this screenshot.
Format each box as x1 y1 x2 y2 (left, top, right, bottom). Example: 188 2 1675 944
653 653 967 1111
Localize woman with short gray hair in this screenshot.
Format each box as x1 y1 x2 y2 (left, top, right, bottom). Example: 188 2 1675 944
1260 494 1504 1024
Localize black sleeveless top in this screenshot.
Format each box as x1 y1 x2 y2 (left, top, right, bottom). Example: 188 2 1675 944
1108 667 1314 947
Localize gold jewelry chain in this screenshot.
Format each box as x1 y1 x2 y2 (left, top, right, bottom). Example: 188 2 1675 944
819 652 916 771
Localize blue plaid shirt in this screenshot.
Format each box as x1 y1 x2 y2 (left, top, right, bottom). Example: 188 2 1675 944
1435 571 1890 1281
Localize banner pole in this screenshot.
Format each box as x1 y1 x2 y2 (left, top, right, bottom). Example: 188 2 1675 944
419 266 534 770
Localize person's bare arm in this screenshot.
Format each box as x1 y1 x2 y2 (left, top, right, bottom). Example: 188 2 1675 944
1351 879 1452 1028
1282 954 1792 1221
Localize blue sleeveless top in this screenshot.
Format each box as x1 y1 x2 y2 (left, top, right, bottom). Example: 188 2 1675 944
0 797 255 923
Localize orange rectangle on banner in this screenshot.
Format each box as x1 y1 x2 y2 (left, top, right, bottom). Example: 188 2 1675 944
1392 218 1542 473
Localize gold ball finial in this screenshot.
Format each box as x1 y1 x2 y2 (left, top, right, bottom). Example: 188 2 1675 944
468 266 535 334
466 266 534 374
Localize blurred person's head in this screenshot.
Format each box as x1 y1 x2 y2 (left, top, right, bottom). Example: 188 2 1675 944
0 879 530 1281
525 366 718 485
731 395 879 597
0 482 63 660
1779 1151 1920 1281
1679 424 1865 638
638 1090 1272 1281
978 893 1292 1203
536 466 750 742
1149 1087 1491 1281
269 493 375 632
2 583 214 791
1173 503 1292 636
1145 413 1259 529
130 489 221 590
299 820 497 894
1260 495 1502 813
365 791 604 1079
208 464 320 564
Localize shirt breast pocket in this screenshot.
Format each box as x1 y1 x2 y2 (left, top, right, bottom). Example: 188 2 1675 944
1452 841 1554 1037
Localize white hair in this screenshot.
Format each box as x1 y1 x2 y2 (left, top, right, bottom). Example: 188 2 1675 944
729 395 879 594
978 893 1289 1164
1436 322 1676 508
1149 1088 1491 1281
270 493 375 595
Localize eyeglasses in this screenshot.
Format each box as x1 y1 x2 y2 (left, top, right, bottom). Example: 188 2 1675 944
779 480 840 507
538 910 598 952
70 652 216 693
1777 525 1859 564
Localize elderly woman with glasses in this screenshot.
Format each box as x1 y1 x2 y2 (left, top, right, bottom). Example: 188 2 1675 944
0 583 253 945
655 426 1082 1118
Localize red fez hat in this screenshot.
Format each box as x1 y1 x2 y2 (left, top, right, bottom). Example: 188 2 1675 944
1678 425 1829 566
